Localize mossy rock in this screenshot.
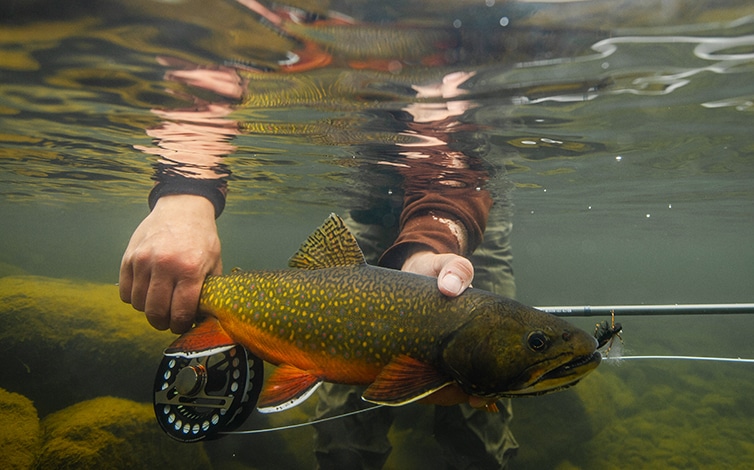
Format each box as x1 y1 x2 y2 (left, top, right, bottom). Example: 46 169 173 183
0 388 40 469
0 275 174 416
37 396 211 470
0 261 27 278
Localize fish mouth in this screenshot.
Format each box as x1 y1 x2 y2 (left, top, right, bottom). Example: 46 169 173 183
541 351 602 381
505 351 602 397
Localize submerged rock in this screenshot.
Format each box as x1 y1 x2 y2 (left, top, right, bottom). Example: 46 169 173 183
0 388 40 469
0 275 173 416
37 396 211 470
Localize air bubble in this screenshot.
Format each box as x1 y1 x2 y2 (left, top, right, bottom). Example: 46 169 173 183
211 414 219 425
168 413 176 424
202 421 210 431
174 419 182 431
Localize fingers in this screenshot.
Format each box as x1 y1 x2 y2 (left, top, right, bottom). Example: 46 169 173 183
436 255 473 298
402 250 474 298
118 257 134 304
143 276 173 331
169 279 204 334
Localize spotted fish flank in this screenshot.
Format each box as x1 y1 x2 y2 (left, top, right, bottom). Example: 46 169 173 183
167 214 601 413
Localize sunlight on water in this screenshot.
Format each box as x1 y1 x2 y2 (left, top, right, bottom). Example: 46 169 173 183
1 0 753 468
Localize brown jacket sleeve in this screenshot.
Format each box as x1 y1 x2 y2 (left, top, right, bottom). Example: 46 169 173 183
378 143 493 269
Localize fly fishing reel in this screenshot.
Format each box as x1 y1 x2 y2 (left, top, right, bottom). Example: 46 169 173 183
153 344 263 442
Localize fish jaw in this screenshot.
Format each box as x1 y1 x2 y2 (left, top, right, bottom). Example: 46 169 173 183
500 350 602 396
440 297 601 400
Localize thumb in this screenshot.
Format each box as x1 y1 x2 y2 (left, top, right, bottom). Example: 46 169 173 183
437 255 474 297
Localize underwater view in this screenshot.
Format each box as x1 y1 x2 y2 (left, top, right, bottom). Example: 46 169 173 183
2 0 754 468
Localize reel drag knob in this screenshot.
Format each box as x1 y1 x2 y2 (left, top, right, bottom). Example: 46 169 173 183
153 344 263 442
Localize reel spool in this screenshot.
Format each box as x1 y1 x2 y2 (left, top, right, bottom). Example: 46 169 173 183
153 344 263 442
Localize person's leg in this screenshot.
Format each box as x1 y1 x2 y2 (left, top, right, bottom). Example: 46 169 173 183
433 400 518 469
313 384 395 470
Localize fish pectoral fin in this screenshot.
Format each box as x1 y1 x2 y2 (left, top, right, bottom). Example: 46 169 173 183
257 364 322 413
362 355 452 406
163 316 236 358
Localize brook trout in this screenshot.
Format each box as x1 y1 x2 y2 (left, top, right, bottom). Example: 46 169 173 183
167 214 600 412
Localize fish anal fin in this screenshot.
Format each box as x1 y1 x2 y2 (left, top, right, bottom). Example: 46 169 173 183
164 317 236 358
288 213 367 270
257 364 322 413
362 355 452 406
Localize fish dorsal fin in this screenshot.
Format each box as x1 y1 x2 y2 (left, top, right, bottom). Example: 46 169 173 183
289 213 366 269
362 355 453 406
257 364 323 413
163 317 236 358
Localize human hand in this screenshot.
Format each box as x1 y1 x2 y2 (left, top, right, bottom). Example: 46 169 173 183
119 194 222 333
401 250 474 297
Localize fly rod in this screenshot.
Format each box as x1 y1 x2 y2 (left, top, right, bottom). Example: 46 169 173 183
536 303 754 317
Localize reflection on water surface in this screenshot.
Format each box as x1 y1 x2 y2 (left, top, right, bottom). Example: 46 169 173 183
1 0 754 468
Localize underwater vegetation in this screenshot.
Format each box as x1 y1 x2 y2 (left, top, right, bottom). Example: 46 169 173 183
2 273 754 468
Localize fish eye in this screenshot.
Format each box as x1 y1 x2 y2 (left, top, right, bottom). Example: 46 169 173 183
527 331 550 352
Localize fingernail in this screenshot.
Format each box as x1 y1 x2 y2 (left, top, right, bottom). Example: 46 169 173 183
443 273 464 296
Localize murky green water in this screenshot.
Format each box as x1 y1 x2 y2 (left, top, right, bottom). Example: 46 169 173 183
2 0 754 468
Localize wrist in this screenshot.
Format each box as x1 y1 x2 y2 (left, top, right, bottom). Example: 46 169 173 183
151 194 217 219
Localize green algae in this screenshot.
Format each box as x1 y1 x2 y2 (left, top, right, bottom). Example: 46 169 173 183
37 396 211 470
0 388 40 470
0 275 173 416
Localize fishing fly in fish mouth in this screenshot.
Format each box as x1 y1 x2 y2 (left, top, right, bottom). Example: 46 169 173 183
154 214 601 440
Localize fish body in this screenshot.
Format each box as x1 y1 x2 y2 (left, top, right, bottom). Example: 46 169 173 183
167 214 600 412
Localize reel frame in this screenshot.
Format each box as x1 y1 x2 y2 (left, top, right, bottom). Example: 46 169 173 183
153 344 263 442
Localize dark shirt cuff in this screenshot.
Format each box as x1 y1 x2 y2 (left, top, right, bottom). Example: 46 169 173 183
148 177 227 218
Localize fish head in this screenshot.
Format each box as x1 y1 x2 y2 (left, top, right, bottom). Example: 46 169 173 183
440 296 600 399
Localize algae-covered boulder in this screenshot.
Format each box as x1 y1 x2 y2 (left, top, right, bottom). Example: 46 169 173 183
0 275 174 416
37 396 211 470
0 388 41 469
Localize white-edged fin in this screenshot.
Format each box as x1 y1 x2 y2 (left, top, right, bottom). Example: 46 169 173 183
361 355 453 406
257 381 322 413
288 213 367 269
362 382 453 407
164 344 235 359
256 363 323 413
163 317 237 358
